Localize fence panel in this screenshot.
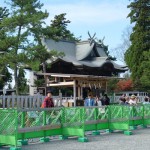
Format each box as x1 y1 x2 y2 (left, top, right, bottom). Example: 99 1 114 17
0 109 18 147
17 107 62 139
108 105 130 131
129 105 143 127
62 107 85 137
143 104 150 126
97 106 109 130
84 107 97 131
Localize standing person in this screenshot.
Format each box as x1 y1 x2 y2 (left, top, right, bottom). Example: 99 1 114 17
119 94 126 104
101 94 110 106
125 96 130 105
95 96 102 106
41 91 54 108
128 95 137 105
119 97 125 105
84 94 95 106
143 97 149 104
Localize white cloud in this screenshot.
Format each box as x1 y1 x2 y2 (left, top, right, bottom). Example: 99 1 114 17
44 1 130 25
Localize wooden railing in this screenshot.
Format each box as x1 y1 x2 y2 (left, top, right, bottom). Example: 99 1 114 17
0 95 146 108
0 95 76 108
113 96 146 103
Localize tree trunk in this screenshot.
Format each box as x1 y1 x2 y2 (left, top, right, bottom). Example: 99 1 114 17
15 25 22 95
43 62 47 94
14 64 19 95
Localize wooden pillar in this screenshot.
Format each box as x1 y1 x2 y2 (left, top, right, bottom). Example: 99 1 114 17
73 80 76 107
45 75 48 96
78 85 81 99
81 86 83 99
105 80 108 93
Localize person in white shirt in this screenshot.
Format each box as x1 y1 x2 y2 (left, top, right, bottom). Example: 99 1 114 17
95 96 102 106
129 95 137 105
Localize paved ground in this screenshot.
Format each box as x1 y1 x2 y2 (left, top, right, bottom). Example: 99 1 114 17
1 127 150 150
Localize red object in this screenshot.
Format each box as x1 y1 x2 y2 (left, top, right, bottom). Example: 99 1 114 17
41 97 54 108
115 79 133 92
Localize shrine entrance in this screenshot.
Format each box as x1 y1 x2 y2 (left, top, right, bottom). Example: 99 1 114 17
36 73 122 106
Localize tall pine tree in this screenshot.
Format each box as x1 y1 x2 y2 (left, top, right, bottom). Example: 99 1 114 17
125 0 150 92
0 7 12 88
1 0 48 94
44 13 79 41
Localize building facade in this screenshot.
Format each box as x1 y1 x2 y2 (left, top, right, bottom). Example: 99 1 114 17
29 38 127 99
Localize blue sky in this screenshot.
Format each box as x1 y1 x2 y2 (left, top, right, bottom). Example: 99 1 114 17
1 0 131 52
41 0 131 52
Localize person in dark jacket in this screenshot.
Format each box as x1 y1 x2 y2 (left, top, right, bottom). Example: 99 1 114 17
101 94 110 106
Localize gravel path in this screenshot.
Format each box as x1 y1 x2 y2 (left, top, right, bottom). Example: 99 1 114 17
1 127 150 150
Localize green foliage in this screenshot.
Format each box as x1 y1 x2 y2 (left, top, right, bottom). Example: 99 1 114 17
125 0 150 92
107 78 118 93
18 68 28 94
51 87 73 96
7 83 12 89
44 13 80 41
0 0 48 94
0 66 12 89
140 51 150 92
0 7 11 52
0 6 12 88
1 3 78 93
34 79 45 87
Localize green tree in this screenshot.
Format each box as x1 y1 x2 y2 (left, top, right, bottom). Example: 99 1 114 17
0 66 12 89
107 78 118 93
125 0 150 92
0 7 12 88
1 0 48 94
0 7 11 51
18 68 28 94
44 13 79 41
26 44 64 87
26 20 65 87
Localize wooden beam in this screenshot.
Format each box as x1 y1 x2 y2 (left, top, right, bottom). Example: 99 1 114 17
73 80 76 107
47 81 74 87
36 72 124 80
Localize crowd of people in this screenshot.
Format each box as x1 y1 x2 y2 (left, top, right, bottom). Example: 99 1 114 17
41 91 150 108
84 94 110 106
41 91 111 108
119 94 150 105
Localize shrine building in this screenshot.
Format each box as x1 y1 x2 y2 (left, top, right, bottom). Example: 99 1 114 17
29 38 127 106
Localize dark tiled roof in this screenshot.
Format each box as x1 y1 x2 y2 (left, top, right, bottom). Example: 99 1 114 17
41 38 128 72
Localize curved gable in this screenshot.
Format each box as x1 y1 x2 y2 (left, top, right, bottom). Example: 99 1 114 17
96 47 107 57
76 42 94 60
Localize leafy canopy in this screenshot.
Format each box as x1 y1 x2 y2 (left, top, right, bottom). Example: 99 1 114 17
0 0 48 94
125 0 150 92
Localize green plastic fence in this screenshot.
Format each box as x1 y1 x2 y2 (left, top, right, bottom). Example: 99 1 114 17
143 104 150 126
0 105 150 149
0 109 18 147
62 107 85 137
